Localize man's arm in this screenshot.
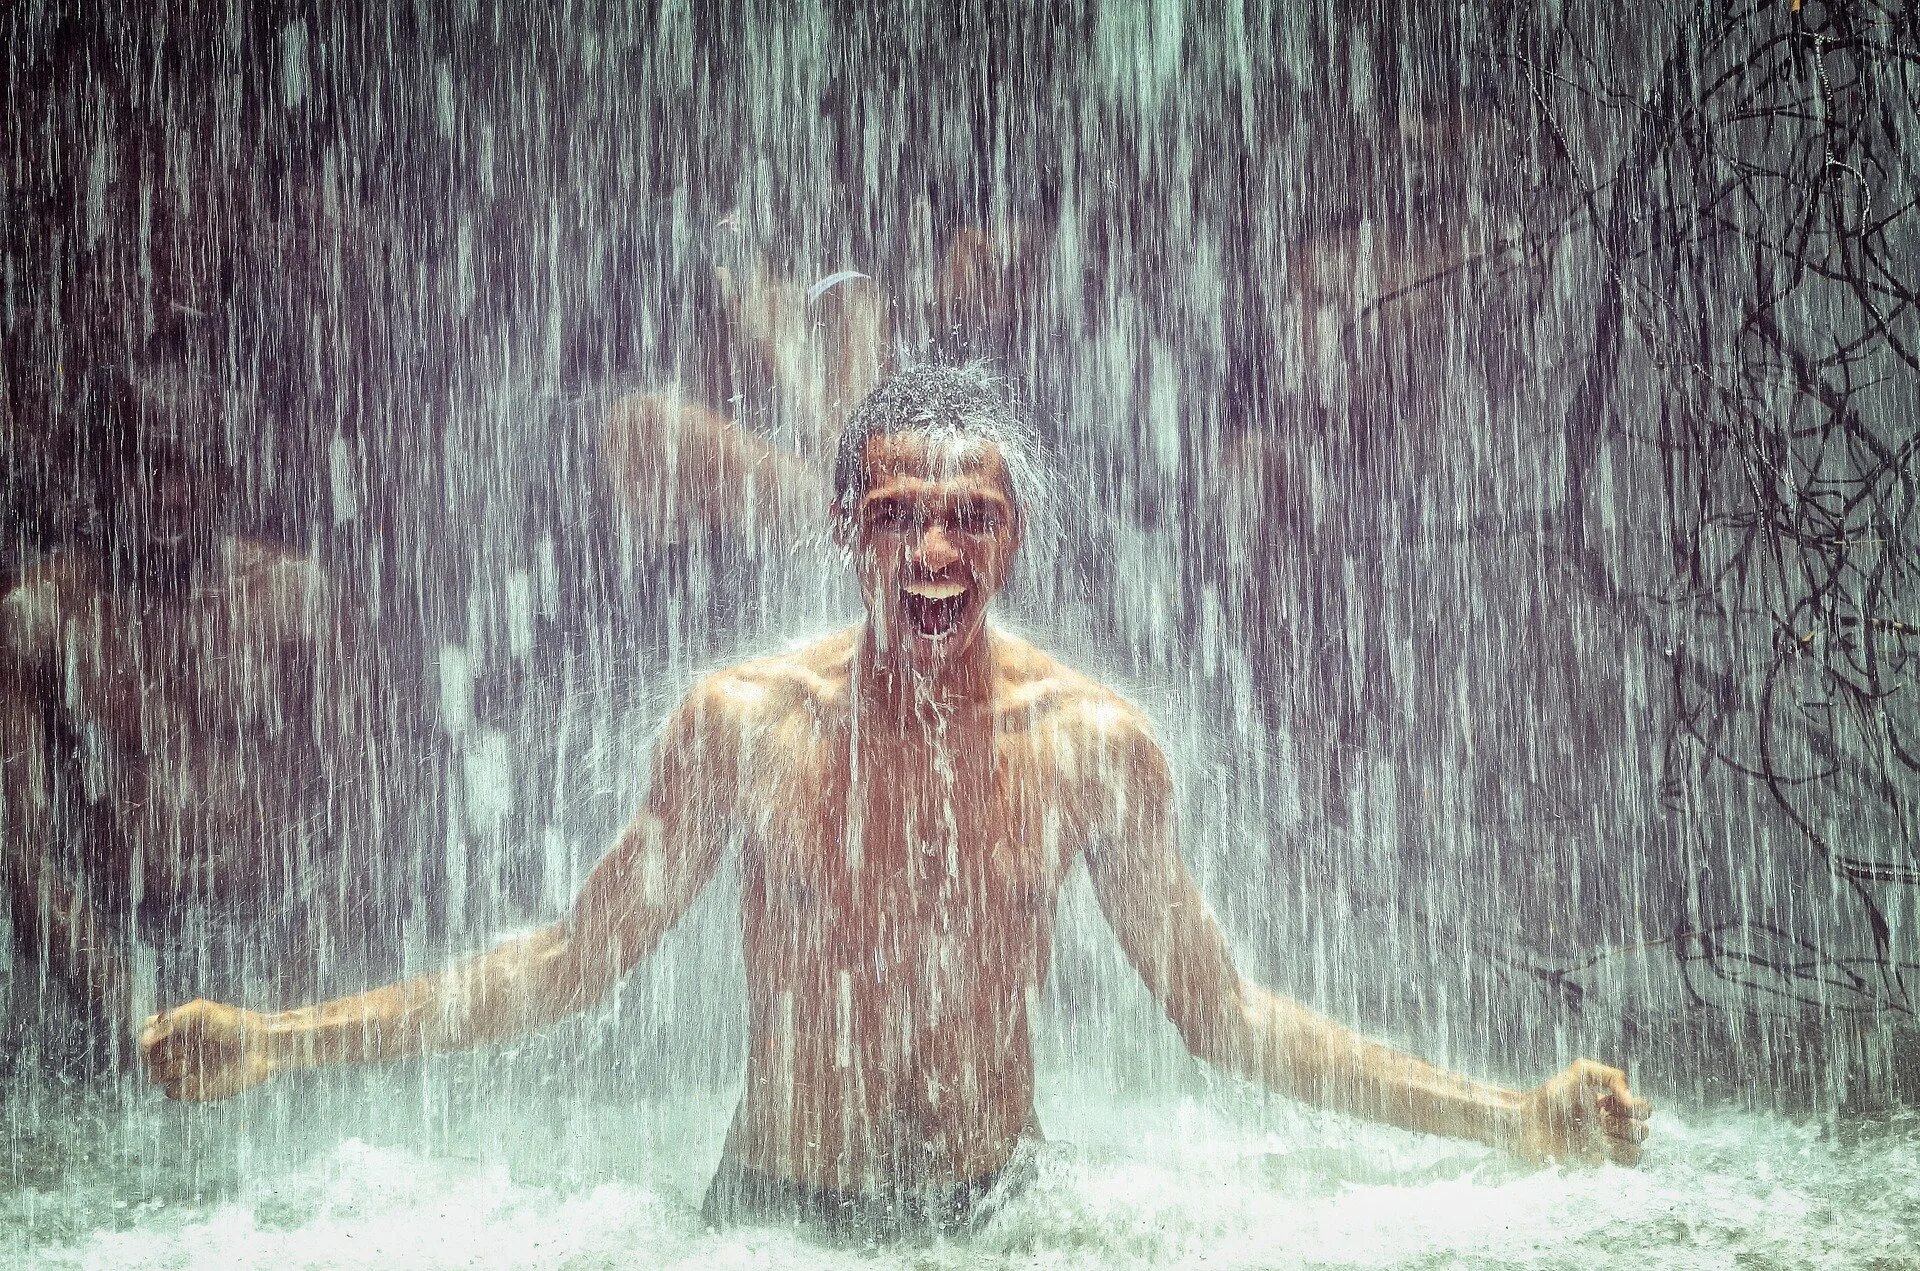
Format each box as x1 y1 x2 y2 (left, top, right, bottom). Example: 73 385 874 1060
139 677 741 1102
1079 708 1651 1165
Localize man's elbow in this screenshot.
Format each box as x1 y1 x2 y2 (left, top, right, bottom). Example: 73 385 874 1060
528 924 628 1022
1166 989 1258 1074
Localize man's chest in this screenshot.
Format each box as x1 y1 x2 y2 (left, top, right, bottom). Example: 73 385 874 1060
741 728 1079 958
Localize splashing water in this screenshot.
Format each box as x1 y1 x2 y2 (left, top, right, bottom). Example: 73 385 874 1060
6 1061 1920 1268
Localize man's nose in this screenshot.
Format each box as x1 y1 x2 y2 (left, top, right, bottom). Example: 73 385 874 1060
911 522 961 572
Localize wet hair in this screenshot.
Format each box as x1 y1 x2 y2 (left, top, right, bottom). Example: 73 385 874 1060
830 362 1040 517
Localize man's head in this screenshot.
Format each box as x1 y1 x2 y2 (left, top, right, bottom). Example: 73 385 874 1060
831 363 1037 674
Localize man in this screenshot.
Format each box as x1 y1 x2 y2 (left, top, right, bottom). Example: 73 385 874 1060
1 366 388 1065
141 364 1651 1238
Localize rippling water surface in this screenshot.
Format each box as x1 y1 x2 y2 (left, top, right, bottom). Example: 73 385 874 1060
7 1063 1915 1271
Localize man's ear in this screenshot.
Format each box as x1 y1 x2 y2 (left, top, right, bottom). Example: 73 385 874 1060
830 504 854 551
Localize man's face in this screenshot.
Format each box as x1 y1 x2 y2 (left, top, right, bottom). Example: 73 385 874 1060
843 431 1020 673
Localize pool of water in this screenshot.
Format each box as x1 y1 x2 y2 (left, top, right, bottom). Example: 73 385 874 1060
6 1059 1915 1271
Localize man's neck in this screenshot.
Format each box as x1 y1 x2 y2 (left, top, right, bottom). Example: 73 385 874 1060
854 624 997 724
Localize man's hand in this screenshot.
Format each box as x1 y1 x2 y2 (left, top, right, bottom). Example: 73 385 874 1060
1516 1059 1652 1166
140 999 276 1102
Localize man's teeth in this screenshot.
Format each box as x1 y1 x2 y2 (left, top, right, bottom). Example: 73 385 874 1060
904 582 967 600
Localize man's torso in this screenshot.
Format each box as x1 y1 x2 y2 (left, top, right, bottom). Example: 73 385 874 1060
713 628 1114 1190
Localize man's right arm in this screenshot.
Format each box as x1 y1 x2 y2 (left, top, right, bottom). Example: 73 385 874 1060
140 676 742 1101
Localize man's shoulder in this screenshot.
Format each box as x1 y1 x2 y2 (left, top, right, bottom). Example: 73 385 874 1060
990 630 1158 748
990 629 1136 718
682 628 858 725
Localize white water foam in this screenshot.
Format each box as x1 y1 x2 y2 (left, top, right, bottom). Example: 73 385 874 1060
7 1069 1915 1271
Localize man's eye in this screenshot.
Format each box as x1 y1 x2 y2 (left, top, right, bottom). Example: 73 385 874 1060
954 505 998 534
868 502 908 530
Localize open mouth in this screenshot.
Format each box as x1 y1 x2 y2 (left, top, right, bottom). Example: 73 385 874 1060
901 580 970 639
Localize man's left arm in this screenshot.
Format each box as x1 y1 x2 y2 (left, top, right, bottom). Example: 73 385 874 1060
1079 709 1650 1166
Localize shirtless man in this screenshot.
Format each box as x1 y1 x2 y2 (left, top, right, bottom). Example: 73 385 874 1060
1 368 378 1060
141 364 1651 1236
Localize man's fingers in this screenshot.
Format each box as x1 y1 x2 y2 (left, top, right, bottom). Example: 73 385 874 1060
153 1065 188 1100
148 1050 193 1092
1606 1136 1644 1167
1587 1064 1652 1119
143 1035 180 1083
164 1063 220 1103
138 1012 166 1053
1599 1088 1654 1121
141 1017 208 1090
1602 1094 1654 1121
142 1020 193 1066
1606 1115 1651 1145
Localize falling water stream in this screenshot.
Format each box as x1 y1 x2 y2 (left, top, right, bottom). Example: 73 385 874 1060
3 3 1916 1267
